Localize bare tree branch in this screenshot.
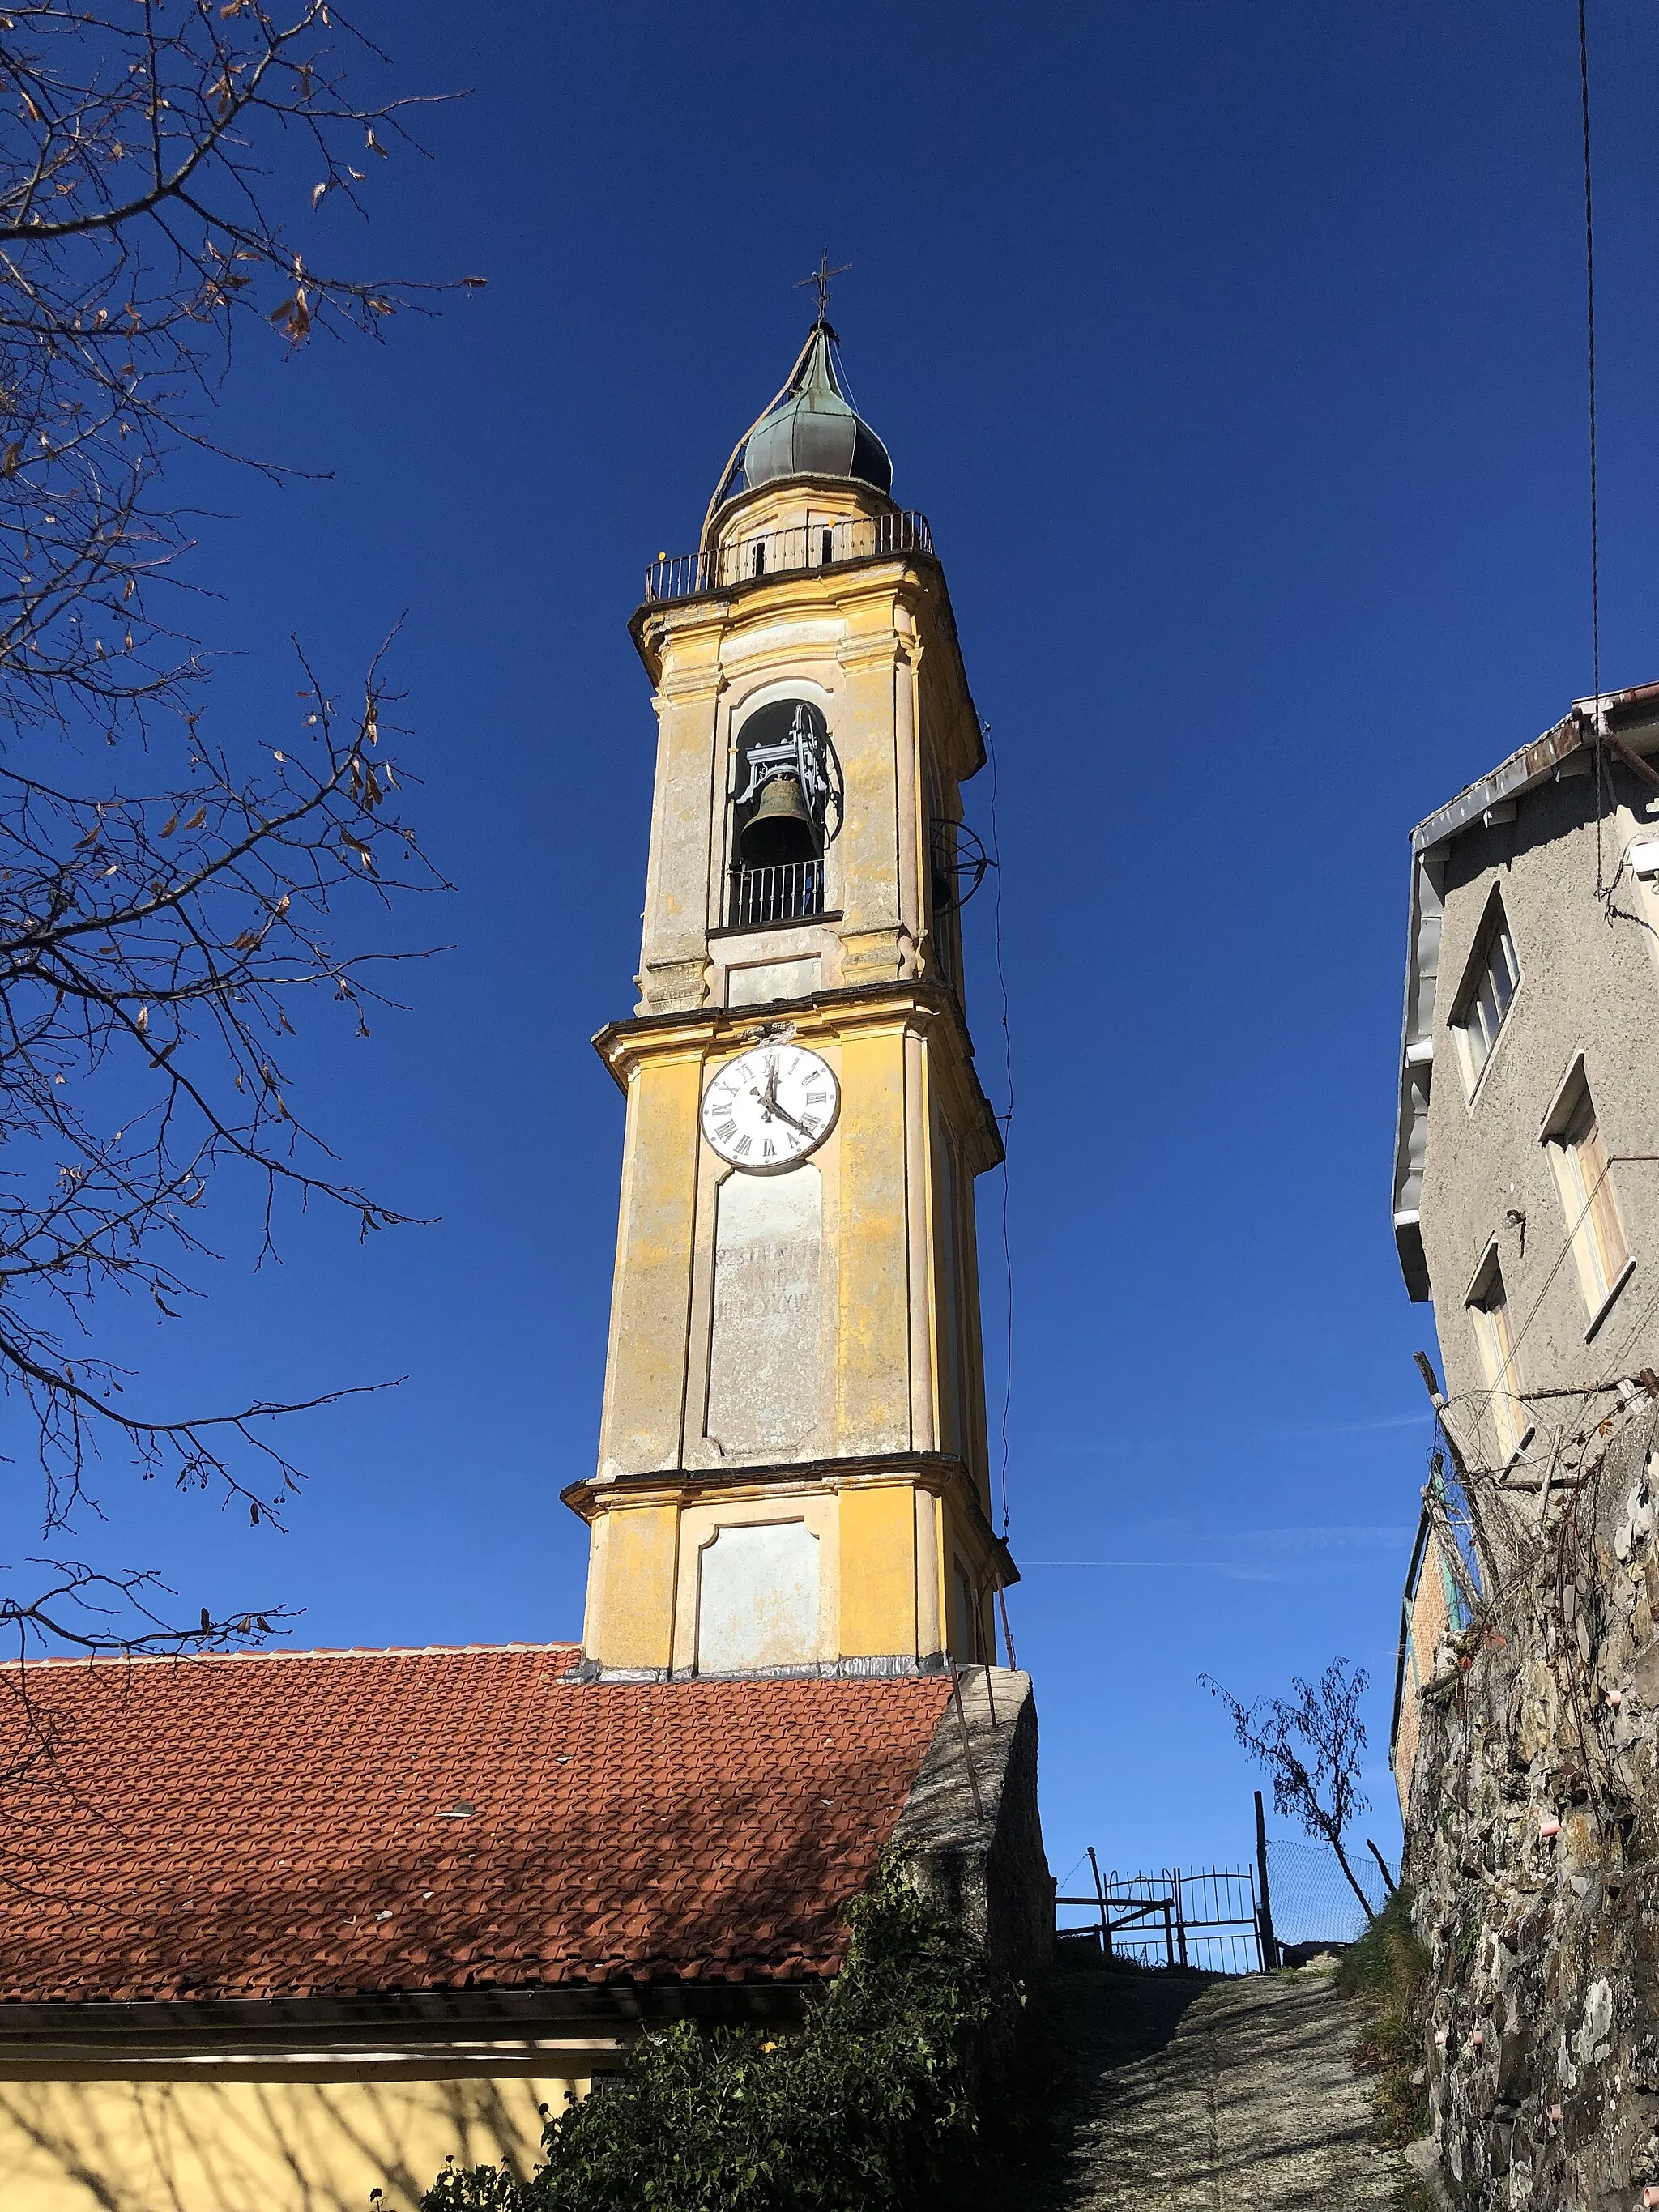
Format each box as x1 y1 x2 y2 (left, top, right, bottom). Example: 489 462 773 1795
1201 1660 1378 1919
0 2 460 1652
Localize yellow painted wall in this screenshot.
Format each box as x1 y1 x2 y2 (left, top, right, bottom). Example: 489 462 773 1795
599 1054 702 1477
938 1494 994 1664
599 1501 679 1671
587 500 1017 1669
648 676 719 954
0 2071 579 2212
833 639 903 947
834 1027 910 1454
838 1485 918 1657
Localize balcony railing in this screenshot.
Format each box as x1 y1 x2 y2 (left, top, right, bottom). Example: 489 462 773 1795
729 859 825 930
645 510 933 605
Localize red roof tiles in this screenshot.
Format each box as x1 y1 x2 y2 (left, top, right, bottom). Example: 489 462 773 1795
0 1645 953 2004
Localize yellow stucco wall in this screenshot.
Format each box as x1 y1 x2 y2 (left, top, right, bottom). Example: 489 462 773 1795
578 1001 1011 1673
939 1493 996 1663
598 1499 679 1670
838 1485 918 1658
579 493 1014 1673
0 2071 580 2212
834 1026 909 1455
598 1053 702 1479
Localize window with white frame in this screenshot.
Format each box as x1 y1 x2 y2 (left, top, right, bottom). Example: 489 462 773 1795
1544 1063 1631 1319
1465 1245 1524 1463
1450 890 1520 1093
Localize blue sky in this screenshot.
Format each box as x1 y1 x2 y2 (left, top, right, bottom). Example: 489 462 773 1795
25 1 1659 1903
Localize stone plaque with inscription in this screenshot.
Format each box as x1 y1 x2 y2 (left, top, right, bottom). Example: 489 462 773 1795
706 1165 821 1455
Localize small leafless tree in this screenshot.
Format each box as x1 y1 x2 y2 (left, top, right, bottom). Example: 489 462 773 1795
0 2 466 1657
1201 1658 1377 1917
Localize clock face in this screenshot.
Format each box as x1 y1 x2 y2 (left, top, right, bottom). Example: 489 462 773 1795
700 1043 840 1172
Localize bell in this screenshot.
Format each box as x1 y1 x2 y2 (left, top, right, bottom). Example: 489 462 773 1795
740 774 817 868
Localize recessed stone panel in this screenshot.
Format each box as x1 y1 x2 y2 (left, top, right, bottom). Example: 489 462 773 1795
727 956 821 1009
696 1521 821 1673
706 1164 821 1455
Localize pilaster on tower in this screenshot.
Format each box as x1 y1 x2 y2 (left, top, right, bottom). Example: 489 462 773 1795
565 317 1015 1684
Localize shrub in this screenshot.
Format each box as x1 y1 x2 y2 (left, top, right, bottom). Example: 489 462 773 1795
1337 1884 1431 2148
420 1861 1013 2212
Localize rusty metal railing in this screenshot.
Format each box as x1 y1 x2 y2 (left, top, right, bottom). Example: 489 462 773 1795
643 510 934 606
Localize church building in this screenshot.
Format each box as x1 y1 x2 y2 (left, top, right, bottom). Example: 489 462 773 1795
0 313 1048 2212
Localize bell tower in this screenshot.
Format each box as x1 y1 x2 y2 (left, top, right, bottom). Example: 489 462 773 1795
564 315 1016 1680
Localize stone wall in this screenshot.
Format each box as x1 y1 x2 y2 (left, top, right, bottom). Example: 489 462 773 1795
894 1666 1053 1981
1405 1392 1659 2210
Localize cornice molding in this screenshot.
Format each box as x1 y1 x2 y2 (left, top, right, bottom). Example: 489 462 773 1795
562 1451 1018 1586
629 553 942 681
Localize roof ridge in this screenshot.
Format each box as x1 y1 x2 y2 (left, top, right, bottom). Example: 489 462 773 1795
29 1639 582 1668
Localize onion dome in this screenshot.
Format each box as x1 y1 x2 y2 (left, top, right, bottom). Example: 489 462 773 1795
716 322 893 507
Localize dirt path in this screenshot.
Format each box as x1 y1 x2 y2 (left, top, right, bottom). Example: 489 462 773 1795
979 1963 1410 2210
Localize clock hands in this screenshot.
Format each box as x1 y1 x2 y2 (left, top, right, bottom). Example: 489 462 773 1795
749 1071 814 1143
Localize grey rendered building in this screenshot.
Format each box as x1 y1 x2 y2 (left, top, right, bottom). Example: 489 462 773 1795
1392 681 1659 1469
1388 697 1659 2210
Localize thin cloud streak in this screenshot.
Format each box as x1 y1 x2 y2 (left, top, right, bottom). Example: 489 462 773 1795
1244 1525 1404 1552
1026 1525 1407 1576
1134 1523 1407 1553
1048 1411 1429 1457
1269 1412 1430 1439
1025 1562 1303 1585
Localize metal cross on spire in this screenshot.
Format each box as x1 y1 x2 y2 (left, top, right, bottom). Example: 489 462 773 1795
795 253 851 324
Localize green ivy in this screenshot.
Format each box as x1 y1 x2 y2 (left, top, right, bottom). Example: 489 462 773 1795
420 1862 1013 2212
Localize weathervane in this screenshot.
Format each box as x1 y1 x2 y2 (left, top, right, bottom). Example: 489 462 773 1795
795 252 851 325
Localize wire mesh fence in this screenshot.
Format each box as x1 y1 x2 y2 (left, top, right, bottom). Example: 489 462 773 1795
1263 1837 1376 1947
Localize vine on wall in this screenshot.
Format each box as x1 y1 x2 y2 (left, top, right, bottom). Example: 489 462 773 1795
418 1861 1017 2212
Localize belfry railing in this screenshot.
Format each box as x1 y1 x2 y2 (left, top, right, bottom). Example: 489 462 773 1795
644 510 934 606
729 859 825 931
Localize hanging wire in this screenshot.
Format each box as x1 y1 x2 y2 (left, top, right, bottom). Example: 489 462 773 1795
1579 0 1609 895
984 719 1015 1540
828 334 864 420
1056 1848 1091 1894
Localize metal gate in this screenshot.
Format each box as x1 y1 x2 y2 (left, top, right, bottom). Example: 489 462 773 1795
1056 1856 1268 1974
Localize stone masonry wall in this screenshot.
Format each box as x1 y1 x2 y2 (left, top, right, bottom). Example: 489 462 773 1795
1405 1394 1659 2210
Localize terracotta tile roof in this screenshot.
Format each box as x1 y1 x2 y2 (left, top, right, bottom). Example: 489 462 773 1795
0 1644 953 2004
